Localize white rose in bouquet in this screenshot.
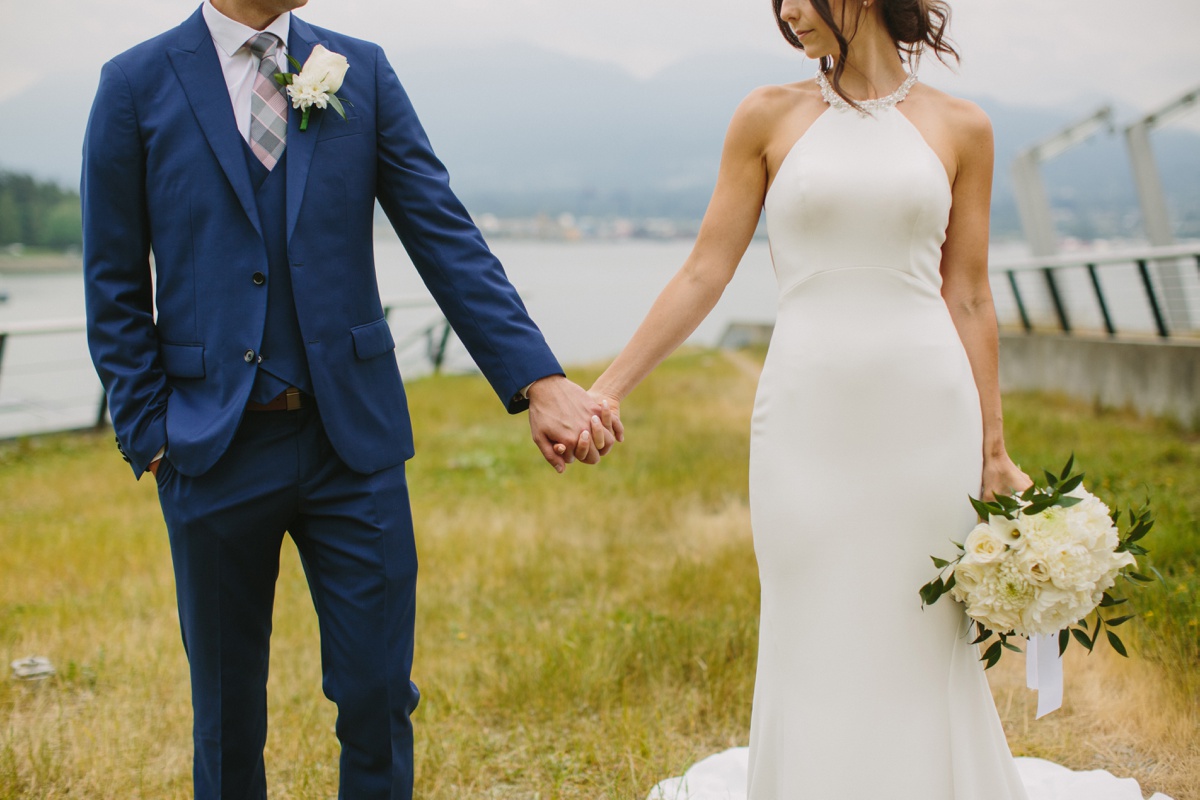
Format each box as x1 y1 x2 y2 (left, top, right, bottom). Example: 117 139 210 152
962 523 1009 565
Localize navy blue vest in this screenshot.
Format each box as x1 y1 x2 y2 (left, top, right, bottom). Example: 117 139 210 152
242 144 313 402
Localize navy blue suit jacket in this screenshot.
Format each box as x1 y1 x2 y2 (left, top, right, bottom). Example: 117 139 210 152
83 8 562 478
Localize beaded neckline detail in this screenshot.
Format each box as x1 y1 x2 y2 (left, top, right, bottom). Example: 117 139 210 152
816 70 918 117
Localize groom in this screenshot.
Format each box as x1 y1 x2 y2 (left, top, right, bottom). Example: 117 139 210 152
82 0 613 797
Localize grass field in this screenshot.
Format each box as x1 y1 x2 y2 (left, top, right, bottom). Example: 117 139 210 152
1 349 1197 798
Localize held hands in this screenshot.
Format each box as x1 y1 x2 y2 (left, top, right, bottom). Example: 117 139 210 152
564 391 623 465
527 376 623 473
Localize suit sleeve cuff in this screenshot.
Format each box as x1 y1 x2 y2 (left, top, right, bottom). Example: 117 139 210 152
507 373 563 414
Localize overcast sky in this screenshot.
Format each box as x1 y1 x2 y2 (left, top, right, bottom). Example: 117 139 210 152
2 0 1198 124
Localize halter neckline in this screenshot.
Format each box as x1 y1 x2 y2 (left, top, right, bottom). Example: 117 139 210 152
815 71 918 116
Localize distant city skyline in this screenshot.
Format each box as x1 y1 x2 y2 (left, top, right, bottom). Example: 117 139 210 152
3 0 1198 122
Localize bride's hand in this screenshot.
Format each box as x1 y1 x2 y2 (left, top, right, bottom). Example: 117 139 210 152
981 453 1033 502
554 392 624 463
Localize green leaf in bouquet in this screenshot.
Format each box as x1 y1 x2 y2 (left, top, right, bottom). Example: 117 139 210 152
1126 518 1154 543
969 496 995 520
995 494 1022 511
1107 630 1129 657
1023 498 1056 515
1058 474 1085 494
971 625 992 646
1001 639 1023 653
1021 484 1039 502
1055 495 1084 508
1058 628 1071 656
1059 453 1075 481
981 641 1003 669
919 577 944 606
1098 593 1127 608
1043 469 1060 488
931 556 952 569
1127 572 1155 583
1106 614 1136 627
944 573 956 593
287 54 303 72
1071 628 1093 651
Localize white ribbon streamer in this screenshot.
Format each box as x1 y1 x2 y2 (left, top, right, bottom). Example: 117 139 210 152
1025 634 1064 718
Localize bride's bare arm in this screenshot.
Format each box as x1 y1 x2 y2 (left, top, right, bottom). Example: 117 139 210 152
939 100 1031 499
586 91 777 420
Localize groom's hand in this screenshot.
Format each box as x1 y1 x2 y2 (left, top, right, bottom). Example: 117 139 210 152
527 376 615 472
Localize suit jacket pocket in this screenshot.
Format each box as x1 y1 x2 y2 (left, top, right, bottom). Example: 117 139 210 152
317 115 363 142
350 318 396 361
159 342 206 378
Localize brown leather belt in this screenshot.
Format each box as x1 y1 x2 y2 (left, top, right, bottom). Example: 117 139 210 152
246 387 308 412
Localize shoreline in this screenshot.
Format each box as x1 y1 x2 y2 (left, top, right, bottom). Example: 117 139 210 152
0 254 81 274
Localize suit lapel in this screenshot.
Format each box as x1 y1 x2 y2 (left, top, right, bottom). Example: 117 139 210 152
167 8 262 239
285 18 326 244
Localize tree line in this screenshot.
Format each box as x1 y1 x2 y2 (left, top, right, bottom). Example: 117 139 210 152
0 170 83 250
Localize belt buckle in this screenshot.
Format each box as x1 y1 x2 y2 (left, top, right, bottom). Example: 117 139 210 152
285 387 303 411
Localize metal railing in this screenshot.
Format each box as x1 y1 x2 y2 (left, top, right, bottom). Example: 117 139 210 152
381 295 455 373
0 295 449 440
989 243 1200 339
0 316 106 434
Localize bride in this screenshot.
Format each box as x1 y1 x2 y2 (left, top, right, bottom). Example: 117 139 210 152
575 1 1173 798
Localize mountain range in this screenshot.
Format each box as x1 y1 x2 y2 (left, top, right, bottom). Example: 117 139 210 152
2 45 1197 239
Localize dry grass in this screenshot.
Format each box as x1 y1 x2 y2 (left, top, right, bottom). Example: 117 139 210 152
991 648 1199 799
0 349 1196 798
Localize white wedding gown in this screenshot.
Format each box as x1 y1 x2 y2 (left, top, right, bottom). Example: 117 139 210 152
649 81 1172 800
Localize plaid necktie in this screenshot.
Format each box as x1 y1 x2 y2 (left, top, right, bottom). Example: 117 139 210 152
247 33 287 170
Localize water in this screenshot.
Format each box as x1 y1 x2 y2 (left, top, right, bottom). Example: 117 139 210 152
0 236 777 439
0 271 96 438
1 235 1191 439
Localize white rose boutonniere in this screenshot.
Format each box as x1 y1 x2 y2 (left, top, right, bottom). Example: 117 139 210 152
274 45 350 131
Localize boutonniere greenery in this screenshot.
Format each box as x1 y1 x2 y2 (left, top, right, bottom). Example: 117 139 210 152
274 44 350 131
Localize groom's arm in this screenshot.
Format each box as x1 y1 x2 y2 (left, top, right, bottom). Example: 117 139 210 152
369 46 564 412
82 61 168 478
369 47 617 468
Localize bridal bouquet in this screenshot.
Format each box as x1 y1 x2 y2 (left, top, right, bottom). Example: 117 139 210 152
920 456 1154 669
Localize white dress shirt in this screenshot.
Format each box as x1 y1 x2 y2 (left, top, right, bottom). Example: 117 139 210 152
201 1 292 142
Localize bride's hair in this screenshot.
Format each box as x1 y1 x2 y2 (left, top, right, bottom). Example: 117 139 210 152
772 0 959 109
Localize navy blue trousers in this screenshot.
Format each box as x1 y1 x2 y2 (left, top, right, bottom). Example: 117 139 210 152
155 405 419 799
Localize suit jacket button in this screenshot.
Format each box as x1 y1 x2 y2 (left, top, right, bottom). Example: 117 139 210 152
252 272 266 286
244 349 256 363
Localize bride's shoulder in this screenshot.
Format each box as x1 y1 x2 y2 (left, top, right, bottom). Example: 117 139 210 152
728 81 824 136
911 83 993 141
738 80 825 116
